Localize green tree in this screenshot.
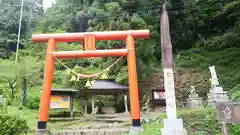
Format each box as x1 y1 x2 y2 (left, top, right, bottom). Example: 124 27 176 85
0 56 41 106
0 0 43 58
0 59 20 100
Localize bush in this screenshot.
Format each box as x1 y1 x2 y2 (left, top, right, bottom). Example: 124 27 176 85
0 115 29 135
23 96 40 110
179 108 240 135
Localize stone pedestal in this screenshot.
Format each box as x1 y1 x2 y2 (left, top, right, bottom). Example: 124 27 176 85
161 119 187 135
129 127 144 134
187 94 203 108
207 87 229 106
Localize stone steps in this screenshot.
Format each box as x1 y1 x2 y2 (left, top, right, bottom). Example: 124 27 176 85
47 122 130 135
50 128 129 135
76 123 127 129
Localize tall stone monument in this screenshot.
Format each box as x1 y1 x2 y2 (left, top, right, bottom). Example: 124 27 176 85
160 3 185 135
207 66 229 106
187 86 203 108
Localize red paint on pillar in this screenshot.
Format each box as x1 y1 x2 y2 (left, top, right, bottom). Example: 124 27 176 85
126 35 140 120
38 39 56 122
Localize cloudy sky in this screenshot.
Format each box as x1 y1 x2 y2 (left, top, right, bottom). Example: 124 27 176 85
43 0 55 10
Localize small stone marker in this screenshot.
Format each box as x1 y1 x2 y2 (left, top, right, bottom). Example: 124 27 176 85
187 86 203 108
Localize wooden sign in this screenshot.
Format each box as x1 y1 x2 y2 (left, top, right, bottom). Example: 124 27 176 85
50 95 70 109
153 91 165 100
216 101 240 124
83 35 96 50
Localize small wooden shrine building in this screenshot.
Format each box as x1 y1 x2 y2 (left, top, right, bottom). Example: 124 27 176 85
50 79 130 116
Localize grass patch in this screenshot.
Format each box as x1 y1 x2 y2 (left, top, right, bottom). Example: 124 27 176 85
5 106 240 135
123 107 240 135
5 106 88 131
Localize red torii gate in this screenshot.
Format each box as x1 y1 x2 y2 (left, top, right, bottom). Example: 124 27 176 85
32 30 150 131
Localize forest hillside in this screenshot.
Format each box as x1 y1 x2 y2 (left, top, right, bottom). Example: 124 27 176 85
0 0 240 108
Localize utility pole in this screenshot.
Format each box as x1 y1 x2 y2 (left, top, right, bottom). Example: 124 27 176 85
160 2 186 135
15 0 24 63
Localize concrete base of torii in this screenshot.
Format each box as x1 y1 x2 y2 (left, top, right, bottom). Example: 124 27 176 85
129 127 144 134
35 129 50 135
161 119 187 135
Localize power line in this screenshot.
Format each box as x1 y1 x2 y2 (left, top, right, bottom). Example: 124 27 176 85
44 1 230 21
9 0 229 8
65 4 227 22
5 0 231 39
41 8 161 23
6 0 230 21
